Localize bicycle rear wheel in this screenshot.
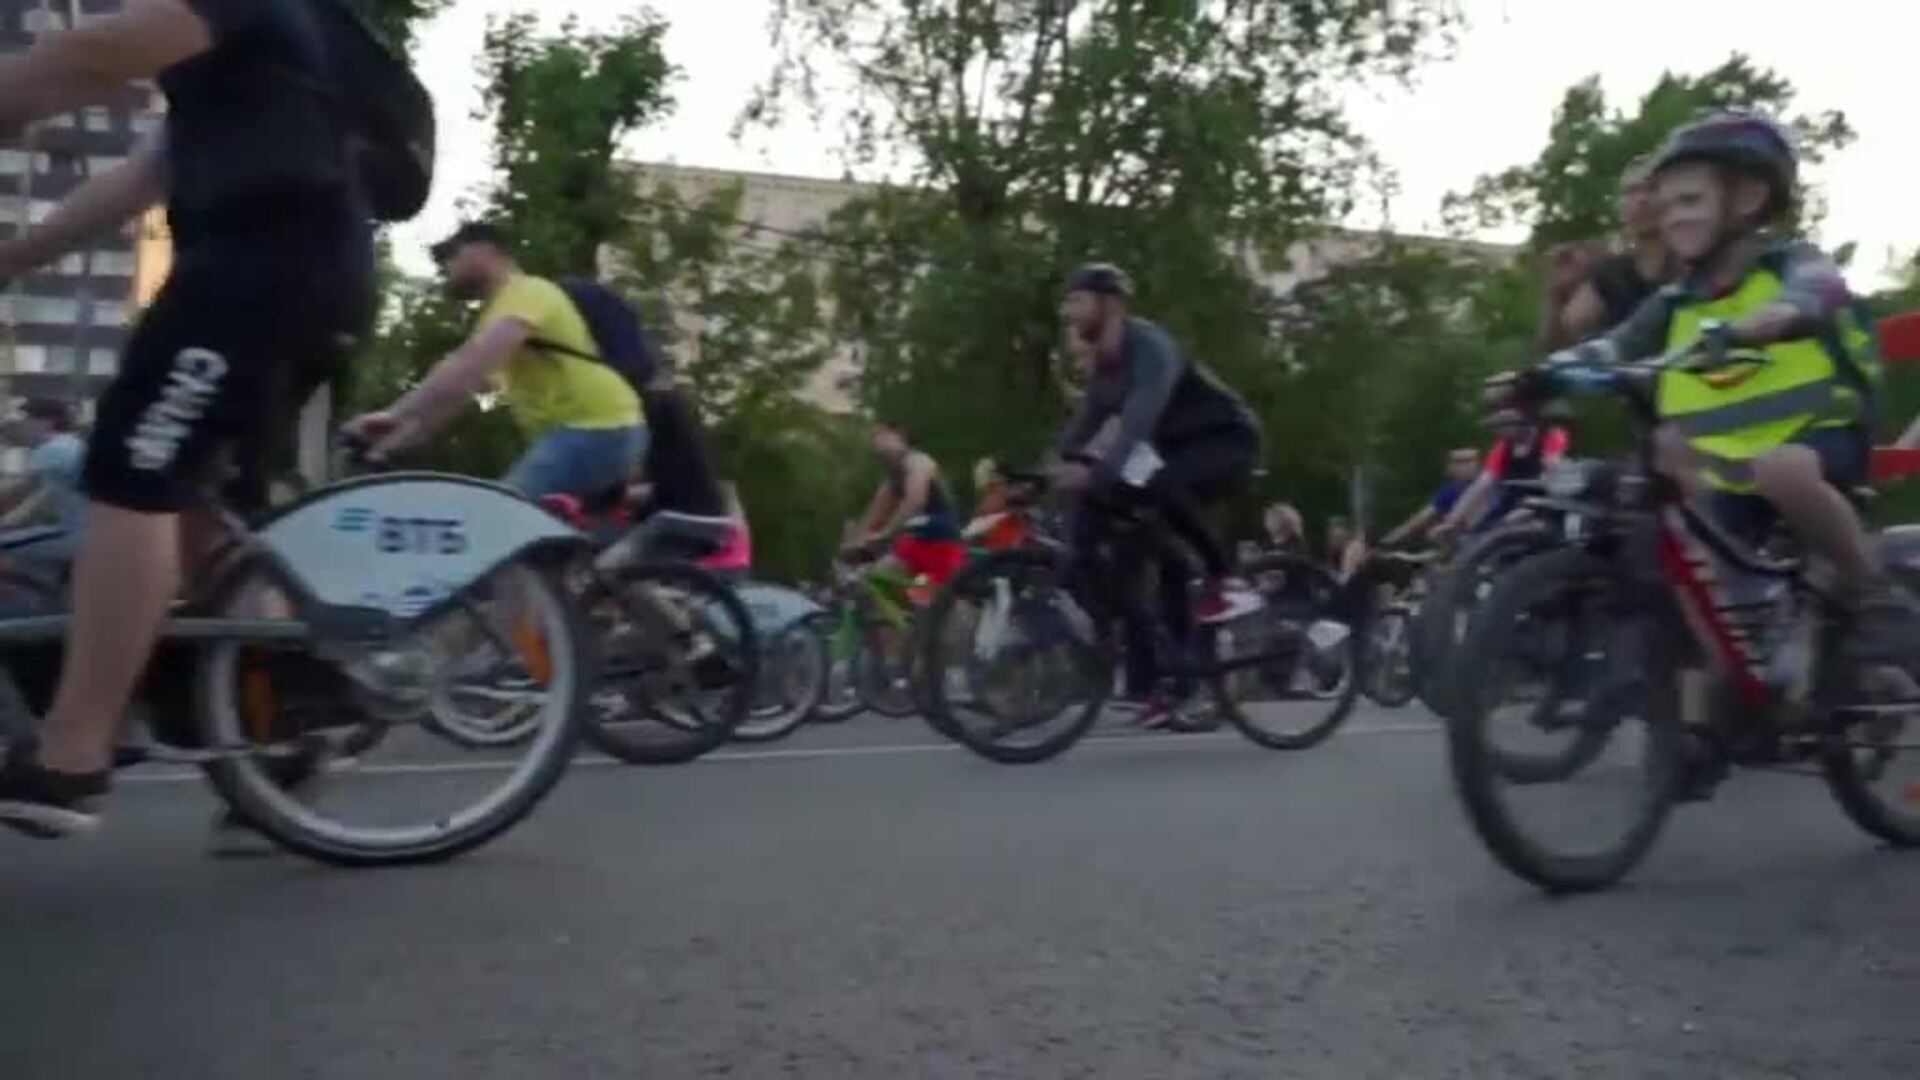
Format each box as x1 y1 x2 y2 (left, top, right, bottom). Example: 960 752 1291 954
1207 604 1363 750
584 561 758 765
197 551 590 867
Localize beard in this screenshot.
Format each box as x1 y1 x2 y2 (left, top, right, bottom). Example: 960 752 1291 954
446 275 486 302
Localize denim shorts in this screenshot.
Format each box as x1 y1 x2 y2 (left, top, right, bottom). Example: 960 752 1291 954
503 425 648 501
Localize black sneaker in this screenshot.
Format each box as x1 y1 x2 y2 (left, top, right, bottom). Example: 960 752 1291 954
0 752 108 838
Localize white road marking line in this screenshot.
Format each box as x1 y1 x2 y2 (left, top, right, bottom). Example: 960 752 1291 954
112 721 1442 786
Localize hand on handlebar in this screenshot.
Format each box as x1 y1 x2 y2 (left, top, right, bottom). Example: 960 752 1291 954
1050 460 1094 493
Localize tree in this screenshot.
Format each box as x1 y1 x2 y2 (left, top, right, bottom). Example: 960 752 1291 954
751 0 1463 506
480 12 676 276
362 0 450 50
606 180 858 580
1444 54 1855 250
1257 239 1525 533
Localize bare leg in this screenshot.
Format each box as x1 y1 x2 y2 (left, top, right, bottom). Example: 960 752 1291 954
1750 445 1876 591
35 503 181 774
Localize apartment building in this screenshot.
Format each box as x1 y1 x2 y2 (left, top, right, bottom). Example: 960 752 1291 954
0 0 165 470
626 161 1516 412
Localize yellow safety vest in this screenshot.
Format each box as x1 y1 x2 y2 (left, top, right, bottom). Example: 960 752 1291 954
1657 267 1872 491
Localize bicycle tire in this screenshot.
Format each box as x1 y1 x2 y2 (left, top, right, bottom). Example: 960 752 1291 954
808 609 866 723
918 548 1106 764
584 561 760 765
1417 527 1556 718
1210 609 1364 751
1821 657 1920 846
1446 547 1684 893
856 617 920 719
732 620 828 743
1362 607 1419 708
197 550 591 867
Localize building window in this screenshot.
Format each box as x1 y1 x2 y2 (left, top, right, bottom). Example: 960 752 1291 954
130 112 161 136
2 295 79 324
39 112 74 130
77 397 97 425
23 7 61 34
82 106 113 133
43 346 78 375
89 250 136 277
87 349 117 376
0 448 25 475
92 300 126 327
10 345 45 374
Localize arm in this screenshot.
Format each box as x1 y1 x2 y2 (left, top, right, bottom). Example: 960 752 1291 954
1095 329 1182 483
0 0 213 139
0 476 39 519
0 132 167 278
379 320 531 452
1543 282 1609 352
1053 395 1103 460
0 486 49 529
1340 539 1368 583
1727 245 1852 347
874 453 935 537
1547 288 1674 367
1379 505 1435 548
1440 470 1498 533
851 484 896 544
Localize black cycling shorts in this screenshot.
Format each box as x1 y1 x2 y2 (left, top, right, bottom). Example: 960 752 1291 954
85 201 374 516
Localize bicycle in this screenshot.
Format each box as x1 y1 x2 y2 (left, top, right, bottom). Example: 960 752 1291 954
814 541 931 721
0 451 594 865
1357 548 1439 709
1411 479 1593 720
915 463 1364 764
535 490 759 765
1448 347 1920 893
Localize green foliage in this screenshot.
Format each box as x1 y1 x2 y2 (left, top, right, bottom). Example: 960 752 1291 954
606 181 862 579
1445 54 1854 249
359 0 451 50
753 0 1463 533
480 12 676 275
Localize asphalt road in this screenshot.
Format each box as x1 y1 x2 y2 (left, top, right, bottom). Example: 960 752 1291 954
4 706 1920 1079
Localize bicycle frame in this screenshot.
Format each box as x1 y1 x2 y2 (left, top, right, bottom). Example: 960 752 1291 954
1529 362 1815 712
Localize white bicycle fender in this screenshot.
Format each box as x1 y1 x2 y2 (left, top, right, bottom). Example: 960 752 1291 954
258 473 581 618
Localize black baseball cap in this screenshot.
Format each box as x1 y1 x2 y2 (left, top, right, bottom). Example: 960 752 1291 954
430 221 512 266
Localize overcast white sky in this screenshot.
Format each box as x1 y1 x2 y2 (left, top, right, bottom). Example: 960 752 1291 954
394 0 1920 285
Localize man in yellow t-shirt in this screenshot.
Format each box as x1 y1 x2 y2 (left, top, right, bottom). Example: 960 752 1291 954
344 222 646 499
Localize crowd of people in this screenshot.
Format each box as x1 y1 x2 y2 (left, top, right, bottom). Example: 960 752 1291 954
0 0 1906 834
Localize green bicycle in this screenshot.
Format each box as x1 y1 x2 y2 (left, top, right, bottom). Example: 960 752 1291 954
811 551 926 721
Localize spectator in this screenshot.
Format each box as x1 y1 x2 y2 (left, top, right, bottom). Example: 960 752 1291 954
1542 156 1674 349
1260 502 1307 557
0 398 87 566
1379 447 1480 548
1324 515 1367 583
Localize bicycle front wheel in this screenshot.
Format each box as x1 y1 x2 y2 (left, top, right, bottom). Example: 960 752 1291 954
918 549 1108 764
196 552 590 867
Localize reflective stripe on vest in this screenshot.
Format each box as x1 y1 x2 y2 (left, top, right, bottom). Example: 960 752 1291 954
1657 268 1862 491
